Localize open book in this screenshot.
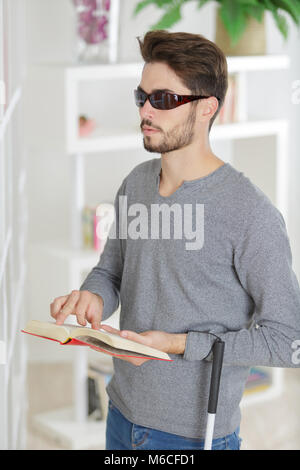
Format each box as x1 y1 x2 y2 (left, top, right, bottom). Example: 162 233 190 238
21 320 172 362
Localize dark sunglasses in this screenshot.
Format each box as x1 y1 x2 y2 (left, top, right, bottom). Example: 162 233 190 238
134 87 220 110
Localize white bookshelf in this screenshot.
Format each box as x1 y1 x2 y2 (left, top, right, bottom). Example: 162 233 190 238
0 0 27 450
30 55 290 448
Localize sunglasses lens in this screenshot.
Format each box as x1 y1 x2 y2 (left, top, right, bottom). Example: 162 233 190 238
150 92 166 109
134 89 146 107
151 92 178 110
134 89 180 110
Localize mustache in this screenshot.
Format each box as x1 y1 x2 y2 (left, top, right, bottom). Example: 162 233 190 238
140 120 161 131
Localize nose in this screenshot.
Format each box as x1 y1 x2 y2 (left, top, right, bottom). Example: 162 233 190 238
139 97 155 120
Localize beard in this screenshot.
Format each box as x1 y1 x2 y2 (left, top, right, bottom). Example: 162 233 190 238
142 105 197 154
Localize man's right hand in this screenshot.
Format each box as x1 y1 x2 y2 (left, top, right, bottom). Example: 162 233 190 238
50 290 103 329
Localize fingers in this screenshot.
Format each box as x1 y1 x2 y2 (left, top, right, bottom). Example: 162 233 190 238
50 290 103 328
85 301 102 330
91 319 101 330
54 290 81 325
100 324 120 335
50 295 69 321
72 292 89 326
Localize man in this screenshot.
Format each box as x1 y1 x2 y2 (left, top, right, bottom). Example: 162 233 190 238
50 30 300 450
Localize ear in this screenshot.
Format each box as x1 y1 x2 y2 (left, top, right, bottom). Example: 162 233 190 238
198 96 219 122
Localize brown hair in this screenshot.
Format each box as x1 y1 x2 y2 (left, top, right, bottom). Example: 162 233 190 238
137 30 228 132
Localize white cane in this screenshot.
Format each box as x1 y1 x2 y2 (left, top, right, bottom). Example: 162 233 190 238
204 340 225 450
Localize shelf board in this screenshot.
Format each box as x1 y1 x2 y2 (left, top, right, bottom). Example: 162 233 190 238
46 54 289 80
67 119 288 154
69 129 142 153
65 62 144 80
32 407 106 450
31 240 101 265
226 55 290 73
32 55 290 92
211 118 288 140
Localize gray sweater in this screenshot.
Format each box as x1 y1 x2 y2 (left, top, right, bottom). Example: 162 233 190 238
80 158 300 439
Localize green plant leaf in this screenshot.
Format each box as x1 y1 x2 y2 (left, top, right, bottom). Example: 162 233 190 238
150 2 182 29
133 0 156 16
219 0 248 45
261 0 297 38
235 0 262 5
156 0 178 7
259 0 278 17
196 0 212 9
271 0 300 25
132 0 299 40
245 5 265 22
272 10 289 38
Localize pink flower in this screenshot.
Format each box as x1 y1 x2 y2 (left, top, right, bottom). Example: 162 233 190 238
102 0 110 11
72 0 97 9
78 15 108 44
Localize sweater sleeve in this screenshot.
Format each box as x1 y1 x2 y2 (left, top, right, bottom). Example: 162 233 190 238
183 200 300 367
79 177 127 321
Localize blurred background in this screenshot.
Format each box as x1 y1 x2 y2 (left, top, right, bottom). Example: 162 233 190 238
0 0 300 450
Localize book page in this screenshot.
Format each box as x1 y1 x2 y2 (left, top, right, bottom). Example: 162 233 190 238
23 320 72 343
76 335 156 359
73 326 169 358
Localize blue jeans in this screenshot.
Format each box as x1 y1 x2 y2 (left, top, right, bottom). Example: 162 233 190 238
105 399 242 450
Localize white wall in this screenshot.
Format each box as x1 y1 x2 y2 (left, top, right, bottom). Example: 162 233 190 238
24 1 300 362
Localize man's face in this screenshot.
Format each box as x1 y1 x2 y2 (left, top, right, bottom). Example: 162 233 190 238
138 62 198 154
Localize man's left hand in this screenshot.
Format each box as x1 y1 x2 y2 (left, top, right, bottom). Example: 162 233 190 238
100 324 187 366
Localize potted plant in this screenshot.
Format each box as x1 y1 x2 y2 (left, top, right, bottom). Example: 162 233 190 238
133 0 300 56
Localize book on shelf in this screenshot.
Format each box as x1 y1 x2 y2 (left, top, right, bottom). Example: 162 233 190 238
82 202 115 253
87 373 102 421
244 367 272 395
21 320 172 361
87 362 113 421
215 73 238 125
